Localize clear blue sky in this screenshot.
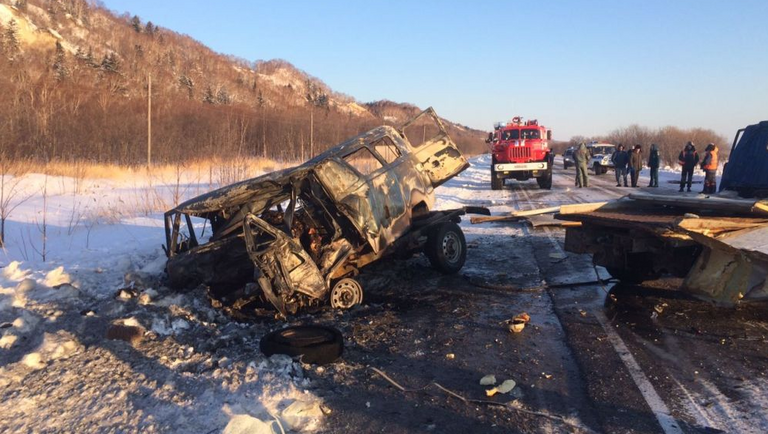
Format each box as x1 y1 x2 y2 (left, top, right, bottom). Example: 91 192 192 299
102 0 767 141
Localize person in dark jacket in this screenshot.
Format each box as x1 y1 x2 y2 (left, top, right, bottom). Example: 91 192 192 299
700 143 719 194
678 141 699 192
574 142 589 188
647 143 660 187
611 144 629 187
629 145 644 187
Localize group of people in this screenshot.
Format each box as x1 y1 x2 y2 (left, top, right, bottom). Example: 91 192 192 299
609 144 659 188
571 141 719 194
678 141 719 194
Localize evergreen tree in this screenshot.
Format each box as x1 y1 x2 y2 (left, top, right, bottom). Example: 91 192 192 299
179 74 194 99
145 21 155 36
85 46 96 67
216 87 231 105
100 52 120 73
4 19 20 60
52 41 69 80
131 15 142 33
203 86 216 104
257 90 265 108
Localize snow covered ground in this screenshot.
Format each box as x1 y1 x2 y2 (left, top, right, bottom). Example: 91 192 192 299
0 165 327 433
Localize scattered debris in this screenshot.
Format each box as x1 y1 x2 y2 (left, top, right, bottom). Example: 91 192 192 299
486 379 517 397
507 312 531 333
281 400 325 430
480 375 497 386
105 321 146 345
222 414 279 434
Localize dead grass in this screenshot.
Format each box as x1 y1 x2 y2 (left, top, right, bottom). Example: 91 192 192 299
3 157 291 182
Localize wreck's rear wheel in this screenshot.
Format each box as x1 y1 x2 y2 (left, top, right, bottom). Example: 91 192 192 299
425 222 467 274
330 278 363 309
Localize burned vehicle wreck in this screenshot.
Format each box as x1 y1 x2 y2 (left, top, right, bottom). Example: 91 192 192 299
164 108 487 317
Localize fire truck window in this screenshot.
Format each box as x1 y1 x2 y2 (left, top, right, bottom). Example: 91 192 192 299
502 130 519 140
521 129 541 139
372 137 401 165
343 147 383 176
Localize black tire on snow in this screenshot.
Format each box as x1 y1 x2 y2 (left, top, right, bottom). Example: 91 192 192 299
605 267 660 284
425 222 467 274
537 169 553 189
491 158 502 190
260 325 343 365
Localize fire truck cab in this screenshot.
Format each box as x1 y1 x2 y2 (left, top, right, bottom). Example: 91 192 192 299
487 117 553 190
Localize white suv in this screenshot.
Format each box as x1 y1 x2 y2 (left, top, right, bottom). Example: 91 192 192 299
587 143 615 175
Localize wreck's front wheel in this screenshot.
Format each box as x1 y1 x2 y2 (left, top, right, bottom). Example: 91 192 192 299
330 278 363 310
425 222 467 274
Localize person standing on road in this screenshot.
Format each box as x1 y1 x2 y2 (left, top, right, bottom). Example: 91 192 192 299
678 141 699 192
700 143 719 194
574 142 589 188
629 145 644 187
611 144 629 187
648 143 660 187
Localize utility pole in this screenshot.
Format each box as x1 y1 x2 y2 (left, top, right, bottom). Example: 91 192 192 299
310 108 314 157
261 104 266 159
147 72 152 169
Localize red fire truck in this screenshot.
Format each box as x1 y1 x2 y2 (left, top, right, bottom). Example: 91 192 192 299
487 117 553 190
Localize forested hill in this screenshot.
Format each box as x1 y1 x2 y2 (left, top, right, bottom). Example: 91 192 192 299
0 0 486 164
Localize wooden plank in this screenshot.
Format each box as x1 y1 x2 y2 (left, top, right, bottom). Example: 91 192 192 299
559 201 610 215
470 215 525 224
509 206 561 217
526 214 582 228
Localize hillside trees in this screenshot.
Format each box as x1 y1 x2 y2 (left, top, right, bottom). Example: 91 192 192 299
0 0 485 167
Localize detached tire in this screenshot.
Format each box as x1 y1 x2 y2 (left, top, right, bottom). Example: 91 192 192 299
260 325 343 365
425 222 467 274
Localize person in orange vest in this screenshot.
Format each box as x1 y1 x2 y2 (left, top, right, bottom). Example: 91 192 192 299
700 143 718 194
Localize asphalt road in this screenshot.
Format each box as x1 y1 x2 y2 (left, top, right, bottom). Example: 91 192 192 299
316 162 768 434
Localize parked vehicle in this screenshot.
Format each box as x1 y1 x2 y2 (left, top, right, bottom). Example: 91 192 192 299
164 108 488 318
563 147 575 169
587 143 616 175
720 120 768 197
486 117 553 190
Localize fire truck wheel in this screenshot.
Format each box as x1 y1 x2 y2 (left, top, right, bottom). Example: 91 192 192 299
491 175 503 190
537 170 552 190
425 222 467 274
491 161 502 190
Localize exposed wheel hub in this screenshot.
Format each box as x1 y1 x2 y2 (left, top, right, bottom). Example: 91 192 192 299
330 278 363 309
442 232 462 264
